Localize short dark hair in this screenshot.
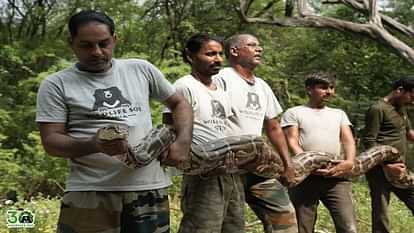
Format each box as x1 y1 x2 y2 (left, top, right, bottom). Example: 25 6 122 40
182 34 223 64
305 72 336 87
392 76 414 91
68 10 115 37
224 34 255 58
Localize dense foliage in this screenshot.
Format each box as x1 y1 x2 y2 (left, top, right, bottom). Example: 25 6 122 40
0 0 413 231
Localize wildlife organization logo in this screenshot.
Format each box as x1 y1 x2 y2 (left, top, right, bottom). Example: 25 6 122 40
211 100 226 118
245 92 261 110
6 209 35 228
92 87 141 120
93 86 131 111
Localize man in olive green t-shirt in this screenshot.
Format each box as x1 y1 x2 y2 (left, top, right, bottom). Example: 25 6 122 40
363 77 414 233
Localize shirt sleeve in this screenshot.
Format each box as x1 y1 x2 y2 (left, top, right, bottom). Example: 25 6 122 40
175 82 194 107
340 110 352 126
262 81 283 119
162 81 194 114
139 60 176 102
362 105 382 149
36 77 67 123
403 108 412 132
280 108 298 128
407 118 412 132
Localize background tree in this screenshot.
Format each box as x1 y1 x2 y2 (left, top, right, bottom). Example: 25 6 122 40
238 0 414 65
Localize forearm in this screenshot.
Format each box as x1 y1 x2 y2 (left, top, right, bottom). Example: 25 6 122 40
171 100 193 145
41 132 99 158
340 125 356 162
160 97 193 166
266 124 293 167
272 139 292 167
288 140 304 155
362 107 381 149
342 142 356 162
283 126 304 155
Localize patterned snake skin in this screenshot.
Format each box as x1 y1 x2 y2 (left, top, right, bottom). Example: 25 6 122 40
97 125 413 188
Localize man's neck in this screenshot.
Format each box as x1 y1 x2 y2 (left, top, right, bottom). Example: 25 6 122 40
383 94 401 108
231 64 255 83
307 100 325 109
76 62 112 73
191 71 216 90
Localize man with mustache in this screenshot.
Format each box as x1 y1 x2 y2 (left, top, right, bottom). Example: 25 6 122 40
36 10 193 233
215 34 298 233
163 34 245 232
281 72 358 233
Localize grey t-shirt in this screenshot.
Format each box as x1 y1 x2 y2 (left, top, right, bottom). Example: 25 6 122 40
36 58 175 191
173 75 240 145
281 105 352 158
214 67 283 136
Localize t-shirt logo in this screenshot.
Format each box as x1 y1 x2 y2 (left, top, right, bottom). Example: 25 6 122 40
93 87 131 110
211 100 226 118
246 92 261 110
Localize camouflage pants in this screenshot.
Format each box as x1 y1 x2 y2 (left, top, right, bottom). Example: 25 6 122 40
57 189 170 233
244 173 298 233
178 174 245 233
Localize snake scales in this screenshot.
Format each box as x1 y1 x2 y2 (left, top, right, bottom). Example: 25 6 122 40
97 125 413 188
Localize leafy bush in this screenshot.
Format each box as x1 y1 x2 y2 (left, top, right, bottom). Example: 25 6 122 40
0 57 71 199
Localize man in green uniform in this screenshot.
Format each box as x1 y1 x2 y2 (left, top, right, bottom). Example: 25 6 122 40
363 77 414 233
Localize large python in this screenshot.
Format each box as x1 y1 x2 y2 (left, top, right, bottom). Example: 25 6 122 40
97 125 413 188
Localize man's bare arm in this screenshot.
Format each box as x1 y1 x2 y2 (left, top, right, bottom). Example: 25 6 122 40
283 125 304 155
328 125 356 177
265 118 295 182
163 92 193 164
38 122 127 158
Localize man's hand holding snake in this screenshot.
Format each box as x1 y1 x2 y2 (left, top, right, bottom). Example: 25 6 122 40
95 128 128 156
161 139 191 169
326 160 354 177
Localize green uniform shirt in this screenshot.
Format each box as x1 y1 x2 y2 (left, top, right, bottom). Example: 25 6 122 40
362 99 411 160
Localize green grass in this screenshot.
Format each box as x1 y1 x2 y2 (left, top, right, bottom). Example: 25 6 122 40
0 179 412 233
313 179 414 233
